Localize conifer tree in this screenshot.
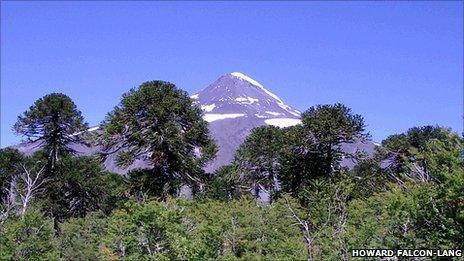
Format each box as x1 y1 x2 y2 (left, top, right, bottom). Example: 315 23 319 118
279 104 367 194
101 81 217 196
13 93 87 169
234 126 283 200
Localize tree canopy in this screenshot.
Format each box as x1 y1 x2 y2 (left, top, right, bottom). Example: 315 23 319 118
278 104 367 196
3 86 463 260
13 93 87 169
101 81 217 196
234 126 283 199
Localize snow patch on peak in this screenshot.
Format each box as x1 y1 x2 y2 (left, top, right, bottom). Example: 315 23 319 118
230 72 284 104
235 97 259 104
201 104 216 112
265 111 283 116
254 114 268 118
70 126 100 137
190 94 199 99
203 113 245 122
230 72 264 88
265 118 301 128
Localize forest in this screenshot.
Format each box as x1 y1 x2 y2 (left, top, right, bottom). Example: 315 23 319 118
0 80 463 260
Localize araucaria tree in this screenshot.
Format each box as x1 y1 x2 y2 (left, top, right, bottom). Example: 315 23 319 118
101 81 217 196
234 126 283 200
13 93 88 169
380 125 452 182
300 103 367 177
279 104 367 195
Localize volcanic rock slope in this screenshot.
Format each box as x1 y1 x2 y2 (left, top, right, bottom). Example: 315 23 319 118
12 72 377 174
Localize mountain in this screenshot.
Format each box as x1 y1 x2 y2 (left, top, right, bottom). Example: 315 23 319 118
194 72 376 172
193 72 301 122
11 72 377 174
193 72 300 172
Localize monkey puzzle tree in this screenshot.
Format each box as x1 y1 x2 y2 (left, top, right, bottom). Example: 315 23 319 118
301 103 367 177
42 156 128 221
279 104 367 195
0 148 24 199
201 165 245 201
234 126 283 200
278 125 324 195
381 125 454 182
13 93 88 169
101 81 217 196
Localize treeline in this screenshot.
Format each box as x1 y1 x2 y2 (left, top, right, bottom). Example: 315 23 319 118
0 81 463 260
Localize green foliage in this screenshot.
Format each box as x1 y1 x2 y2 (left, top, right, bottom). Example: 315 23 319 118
184 197 307 260
382 125 450 152
57 198 307 260
348 130 464 250
279 104 367 196
0 148 24 177
59 211 107 260
301 103 366 147
381 125 456 181
347 183 453 249
0 209 59 260
348 153 390 199
101 199 190 260
285 176 354 260
102 81 217 197
42 156 128 221
127 168 173 199
300 103 367 175
13 93 88 169
417 134 464 245
199 165 244 201
5 86 464 260
0 148 24 199
234 126 283 199
278 125 324 195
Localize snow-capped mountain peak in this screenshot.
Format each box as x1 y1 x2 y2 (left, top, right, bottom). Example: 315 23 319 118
190 72 303 171
229 72 284 104
192 72 301 123
229 72 265 89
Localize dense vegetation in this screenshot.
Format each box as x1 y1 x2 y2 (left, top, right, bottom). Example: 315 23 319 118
1 81 462 260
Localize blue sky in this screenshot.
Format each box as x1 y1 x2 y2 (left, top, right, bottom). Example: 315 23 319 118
1 1 462 147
